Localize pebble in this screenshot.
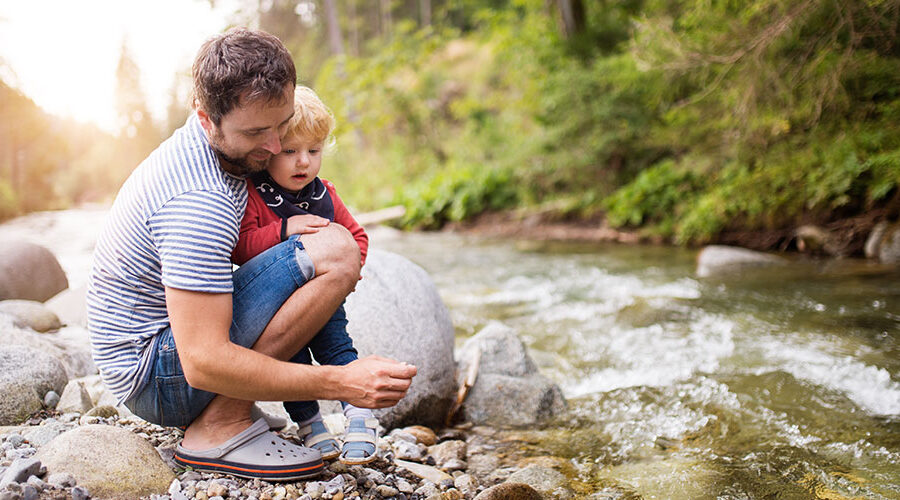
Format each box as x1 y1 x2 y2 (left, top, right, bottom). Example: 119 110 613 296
0 458 42 488
20 485 37 500
442 458 468 471
207 482 228 497
376 484 400 497
394 440 426 461
71 486 90 500
389 430 418 444
42 391 60 410
3 436 24 448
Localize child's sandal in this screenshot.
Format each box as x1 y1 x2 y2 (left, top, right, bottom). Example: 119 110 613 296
339 417 378 465
298 420 340 460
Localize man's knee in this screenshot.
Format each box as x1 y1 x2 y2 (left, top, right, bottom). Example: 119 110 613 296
303 224 361 280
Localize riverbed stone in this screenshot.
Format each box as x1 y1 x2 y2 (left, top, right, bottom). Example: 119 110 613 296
0 242 68 303
0 458 43 489
0 300 62 332
395 459 454 484
36 424 175 499
428 440 467 467
343 249 456 429
0 346 67 425
864 221 889 259
0 318 95 379
695 245 786 278
876 223 900 264
793 225 841 256
507 465 573 499
55 380 93 415
473 483 542 500
403 425 438 446
457 322 566 427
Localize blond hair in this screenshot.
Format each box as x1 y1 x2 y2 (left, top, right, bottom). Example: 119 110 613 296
286 86 335 149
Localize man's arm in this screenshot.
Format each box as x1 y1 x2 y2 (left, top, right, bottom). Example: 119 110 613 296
166 287 415 407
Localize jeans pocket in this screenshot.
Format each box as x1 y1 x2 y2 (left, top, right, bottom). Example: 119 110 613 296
156 375 191 427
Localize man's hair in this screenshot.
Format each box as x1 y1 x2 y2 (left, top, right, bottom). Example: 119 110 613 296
192 28 296 125
286 86 336 149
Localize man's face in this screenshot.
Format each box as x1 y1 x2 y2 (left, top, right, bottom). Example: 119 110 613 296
199 85 295 177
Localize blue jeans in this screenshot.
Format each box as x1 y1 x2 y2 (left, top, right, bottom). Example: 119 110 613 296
124 235 357 427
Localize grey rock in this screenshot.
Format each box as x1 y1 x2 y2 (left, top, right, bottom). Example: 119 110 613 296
45 472 76 488
22 421 68 448
865 221 889 259
0 301 62 333
466 454 500 481
304 481 325 499
4 435 24 447
324 475 344 495
19 485 35 500
36 424 175 499
473 483 542 500
0 346 67 425
454 474 478 498
877 223 900 264
389 430 419 444
343 250 456 429
507 466 573 499
415 482 441 498
0 491 19 500
376 485 399 497
458 323 566 427
394 440 426 461
0 458 42 488
168 479 182 495
5 448 35 461
55 381 93 414
442 458 468 471
0 242 68 303
696 245 786 278
0 320 95 380
396 478 415 494
24 476 43 492
178 471 202 483
794 225 841 256
71 487 90 500
42 391 60 410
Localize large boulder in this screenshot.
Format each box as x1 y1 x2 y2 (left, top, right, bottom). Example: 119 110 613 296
696 245 787 278
0 299 62 332
0 241 68 302
0 345 68 425
457 322 566 427
36 424 175 499
342 249 457 429
0 316 95 379
875 223 900 264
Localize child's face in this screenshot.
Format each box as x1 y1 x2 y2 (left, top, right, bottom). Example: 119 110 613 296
267 133 324 193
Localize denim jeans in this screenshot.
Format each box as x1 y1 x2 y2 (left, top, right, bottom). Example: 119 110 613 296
124 235 356 427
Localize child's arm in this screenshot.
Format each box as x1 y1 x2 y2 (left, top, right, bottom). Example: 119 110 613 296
232 183 284 266
325 180 369 267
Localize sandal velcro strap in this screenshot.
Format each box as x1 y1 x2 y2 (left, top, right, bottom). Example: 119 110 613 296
342 432 376 444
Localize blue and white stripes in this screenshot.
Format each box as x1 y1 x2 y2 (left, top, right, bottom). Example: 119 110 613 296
87 114 247 405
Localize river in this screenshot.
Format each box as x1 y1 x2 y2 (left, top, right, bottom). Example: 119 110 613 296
2 210 898 498
371 228 900 499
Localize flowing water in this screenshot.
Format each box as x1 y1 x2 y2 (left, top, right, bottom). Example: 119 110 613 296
371 228 900 499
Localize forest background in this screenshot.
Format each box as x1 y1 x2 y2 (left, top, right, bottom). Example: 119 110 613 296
2 0 899 251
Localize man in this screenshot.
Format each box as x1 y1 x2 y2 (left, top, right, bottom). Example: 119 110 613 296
86 28 416 480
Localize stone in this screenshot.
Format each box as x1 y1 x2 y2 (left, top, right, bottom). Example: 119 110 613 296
507 466 573 499
0 242 68 303
0 458 42 489
865 221 889 259
71 486 90 500
403 425 437 446
442 459 467 471
793 225 841 256
207 483 227 497
428 440 467 467
695 245 786 278
395 459 453 484
85 405 119 419
0 346 68 425
55 381 93 415
473 483 542 500
44 286 88 329
466 454 500 481
0 318 95 380
394 439 426 461
415 482 441 498
0 301 62 333
19 485 36 500
454 474 478 498
35 424 175 499
457 323 566 427
22 421 69 448
877 223 900 264
375 485 399 497
42 391 59 410
342 250 457 429
45 472 76 488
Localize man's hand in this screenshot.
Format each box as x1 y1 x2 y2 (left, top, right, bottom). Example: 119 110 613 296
339 355 418 408
286 214 330 236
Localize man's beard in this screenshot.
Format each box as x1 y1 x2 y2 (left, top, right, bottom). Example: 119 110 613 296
209 130 269 177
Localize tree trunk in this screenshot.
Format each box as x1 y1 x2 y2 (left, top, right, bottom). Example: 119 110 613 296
419 0 431 28
323 0 345 56
381 0 393 40
556 0 586 38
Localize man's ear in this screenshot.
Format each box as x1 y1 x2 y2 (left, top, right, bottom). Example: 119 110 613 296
196 109 214 134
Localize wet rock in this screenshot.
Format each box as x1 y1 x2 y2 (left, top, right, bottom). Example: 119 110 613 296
55 381 93 415
595 457 720 500
865 221 889 259
458 323 566 427
344 250 457 429
696 245 786 278
402 425 437 446
0 346 68 425
473 482 542 500
0 242 68 303
0 301 62 333
36 424 175 498
877 223 900 264
507 465 573 499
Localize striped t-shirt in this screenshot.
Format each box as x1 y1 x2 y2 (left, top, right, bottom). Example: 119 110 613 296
87 114 248 404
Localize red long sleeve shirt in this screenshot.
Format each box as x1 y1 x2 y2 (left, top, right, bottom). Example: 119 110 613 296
232 178 369 267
